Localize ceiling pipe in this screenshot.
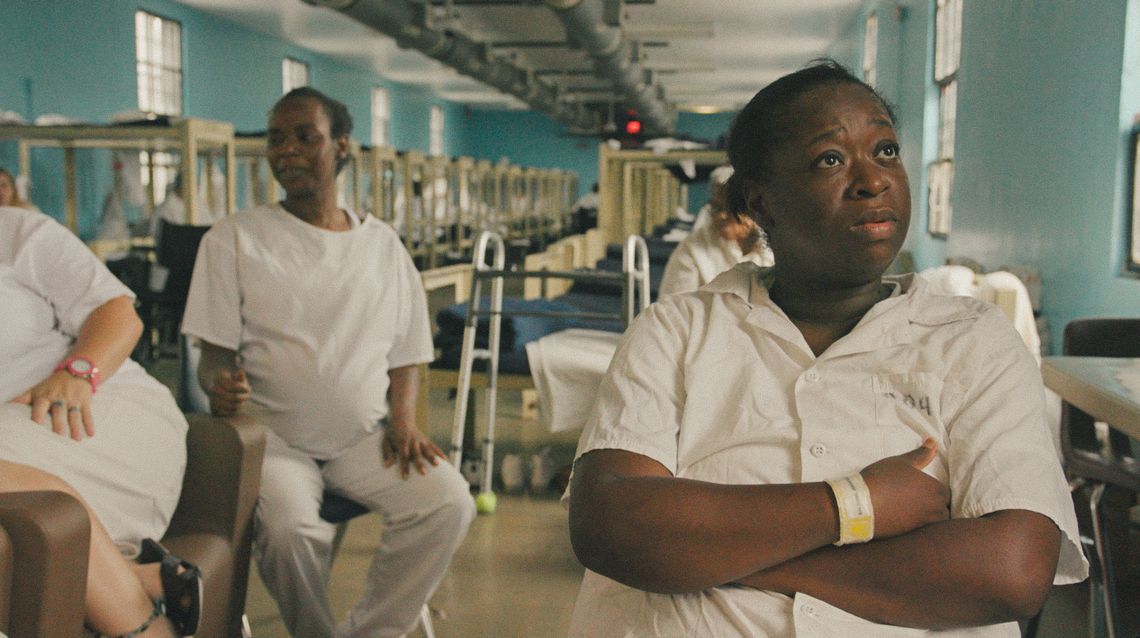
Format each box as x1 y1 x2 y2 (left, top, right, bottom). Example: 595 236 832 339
543 0 676 136
301 0 596 131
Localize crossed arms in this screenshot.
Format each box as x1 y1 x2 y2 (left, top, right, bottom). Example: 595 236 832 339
567 446 1061 630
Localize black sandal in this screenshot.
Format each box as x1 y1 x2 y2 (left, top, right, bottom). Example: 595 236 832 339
138 538 202 636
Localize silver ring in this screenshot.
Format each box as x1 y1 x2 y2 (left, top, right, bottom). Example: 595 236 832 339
68 406 81 413
50 400 65 409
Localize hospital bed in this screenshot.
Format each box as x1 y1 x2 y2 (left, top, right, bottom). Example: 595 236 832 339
597 144 728 244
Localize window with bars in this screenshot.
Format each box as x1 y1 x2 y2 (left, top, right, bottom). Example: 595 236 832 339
282 58 310 94
372 87 390 147
135 11 183 210
1129 127 1140 273
135 11 183 116
429 105 444 156
863 12 878 87
928 0 962 238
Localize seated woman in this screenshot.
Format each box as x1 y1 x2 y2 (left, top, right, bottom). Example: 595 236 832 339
0 206 198 637
658 165 773 296
0 166 42 212
567 60 1086 636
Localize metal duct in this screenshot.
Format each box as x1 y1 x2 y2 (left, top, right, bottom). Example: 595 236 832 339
544 0 676 136
301 0 596 132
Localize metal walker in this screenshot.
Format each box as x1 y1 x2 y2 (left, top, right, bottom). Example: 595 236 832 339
448 230 651 510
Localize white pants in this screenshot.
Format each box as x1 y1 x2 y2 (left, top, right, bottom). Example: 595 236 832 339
255 427 475 638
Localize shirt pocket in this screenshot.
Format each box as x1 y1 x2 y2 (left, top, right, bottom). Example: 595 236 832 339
872 373 946 457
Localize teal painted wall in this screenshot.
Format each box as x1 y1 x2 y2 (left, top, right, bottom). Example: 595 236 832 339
0 0 464 235
676 111 736 144
457 109 598 197
838 0 1140 351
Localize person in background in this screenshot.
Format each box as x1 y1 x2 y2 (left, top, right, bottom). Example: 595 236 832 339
0 166 41 211
571 182 600 233
657 165 773 296
0 206 197 637
182 87 474 638
566 60 1086 637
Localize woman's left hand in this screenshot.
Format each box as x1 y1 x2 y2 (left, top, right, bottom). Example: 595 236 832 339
382 423 445 479
11 371 95 441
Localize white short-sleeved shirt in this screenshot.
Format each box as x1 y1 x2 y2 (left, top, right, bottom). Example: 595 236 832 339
182 204 434 459
658 212 773 296
568 263 1087 638
0 206 165 402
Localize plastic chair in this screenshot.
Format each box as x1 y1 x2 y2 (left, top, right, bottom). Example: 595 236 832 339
1060 318 1140 638
139 219 210 361
319 492 436 638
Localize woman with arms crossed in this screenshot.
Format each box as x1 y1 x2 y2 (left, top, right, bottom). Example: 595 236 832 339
567 60 1086 637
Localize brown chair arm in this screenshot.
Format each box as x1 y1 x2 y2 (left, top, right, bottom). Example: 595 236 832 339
162 413 265 638
0 490 91 638
0 525 11 633
164 413 266 544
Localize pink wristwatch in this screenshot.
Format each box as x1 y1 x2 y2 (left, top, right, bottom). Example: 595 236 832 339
55 357 102 394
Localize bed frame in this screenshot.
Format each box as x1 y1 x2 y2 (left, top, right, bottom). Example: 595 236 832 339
0 118 236 231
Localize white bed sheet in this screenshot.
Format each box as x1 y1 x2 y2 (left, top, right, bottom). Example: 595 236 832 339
525 328 622 433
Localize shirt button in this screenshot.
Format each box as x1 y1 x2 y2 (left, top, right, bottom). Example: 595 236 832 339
804 370 820 382
810 443 827 457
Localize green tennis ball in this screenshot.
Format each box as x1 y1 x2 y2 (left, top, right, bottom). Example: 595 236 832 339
474 492 497 514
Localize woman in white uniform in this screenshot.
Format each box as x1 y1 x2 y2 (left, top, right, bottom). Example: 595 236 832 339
183 87 474 638
658 165 773 296
565 60 1086 637
0 166 42 212
0 206 195 637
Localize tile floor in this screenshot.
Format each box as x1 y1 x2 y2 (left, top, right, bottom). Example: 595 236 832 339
243 386 584 638
244 493 582 637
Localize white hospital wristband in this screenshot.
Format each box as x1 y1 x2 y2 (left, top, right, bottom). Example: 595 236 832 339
826 473 875 546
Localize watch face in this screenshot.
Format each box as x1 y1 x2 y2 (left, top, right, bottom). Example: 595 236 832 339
69 359 93 374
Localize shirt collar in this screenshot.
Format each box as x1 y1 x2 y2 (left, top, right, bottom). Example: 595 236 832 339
700 264 985 359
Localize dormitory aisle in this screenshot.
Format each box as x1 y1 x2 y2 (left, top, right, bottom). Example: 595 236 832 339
149 355 1115 638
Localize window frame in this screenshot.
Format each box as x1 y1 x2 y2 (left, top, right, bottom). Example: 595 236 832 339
282 57 310 94
135 10 183 116
927 0 962 238
1127 125 1140 274
863 11 878 87
372 86 391 147
429 105 444 157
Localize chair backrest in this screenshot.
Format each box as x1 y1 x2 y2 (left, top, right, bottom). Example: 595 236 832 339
1061 318 1140 458
155 219 210 300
